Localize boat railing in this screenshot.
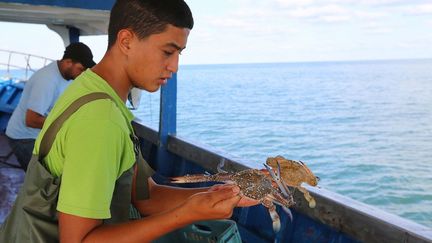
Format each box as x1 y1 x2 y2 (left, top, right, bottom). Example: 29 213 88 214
0 49 53 82
132 120 432 243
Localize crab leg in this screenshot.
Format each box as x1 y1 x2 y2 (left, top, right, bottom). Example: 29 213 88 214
263 199 281 233
267 192 294 222
171 173 229 183
276 203 293 222
298 186 316 208
217 158 228 173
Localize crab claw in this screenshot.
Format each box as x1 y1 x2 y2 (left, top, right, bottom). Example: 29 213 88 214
276 161 292 196
263 163 291 198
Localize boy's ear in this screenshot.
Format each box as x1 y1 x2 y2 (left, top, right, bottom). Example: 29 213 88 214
117 29 134 54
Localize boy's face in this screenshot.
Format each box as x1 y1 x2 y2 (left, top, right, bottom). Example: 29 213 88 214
126 24 190 92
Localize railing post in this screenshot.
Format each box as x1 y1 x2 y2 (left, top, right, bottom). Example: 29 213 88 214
68 26 80 43
47 25 80 46
156 73 177 175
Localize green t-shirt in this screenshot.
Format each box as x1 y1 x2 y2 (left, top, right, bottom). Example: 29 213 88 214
34 69 136 219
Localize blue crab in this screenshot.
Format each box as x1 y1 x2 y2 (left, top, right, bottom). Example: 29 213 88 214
170 161 295 232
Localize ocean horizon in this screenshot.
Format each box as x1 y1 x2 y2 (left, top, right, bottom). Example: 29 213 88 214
180 57 432 67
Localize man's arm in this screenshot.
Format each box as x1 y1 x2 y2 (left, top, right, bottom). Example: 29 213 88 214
59 186 241 243
25 109 46 128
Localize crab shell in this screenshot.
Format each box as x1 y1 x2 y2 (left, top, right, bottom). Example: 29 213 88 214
228 170 275 200
266 156 318 208
266 156 318 187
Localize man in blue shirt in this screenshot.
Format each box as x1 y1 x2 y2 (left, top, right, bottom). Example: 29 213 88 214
5 42 95 171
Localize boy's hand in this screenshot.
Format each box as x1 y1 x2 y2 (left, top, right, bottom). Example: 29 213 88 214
178 184 241 222
208 184 260 207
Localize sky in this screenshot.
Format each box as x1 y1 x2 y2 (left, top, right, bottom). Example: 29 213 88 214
1 0 432 65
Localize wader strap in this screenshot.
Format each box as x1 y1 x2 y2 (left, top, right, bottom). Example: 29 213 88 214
136 146 154 200
38 92 114 161
130 134 154 200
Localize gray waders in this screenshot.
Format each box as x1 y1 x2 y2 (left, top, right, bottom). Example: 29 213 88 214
0 92 153 242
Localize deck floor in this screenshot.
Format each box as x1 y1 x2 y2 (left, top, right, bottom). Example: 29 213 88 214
0 133 24 224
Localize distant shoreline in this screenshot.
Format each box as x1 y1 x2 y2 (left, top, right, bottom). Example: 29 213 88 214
181 58 432 68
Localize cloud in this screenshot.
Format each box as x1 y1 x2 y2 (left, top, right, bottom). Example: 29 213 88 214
209 18 249 28
186 0 431 64
348 0 411 6
273 0 432 8
354 10 388 19
284 4 353 23
395 39 431 49
320 15 351 22
362 22 392 34
269 2 389 23
286 5 347 17
229 8 271 19
208 17 296 39
205 1 402 27
403 4 432 15
274 0 399 7
188 29 214 43
274 0 317 7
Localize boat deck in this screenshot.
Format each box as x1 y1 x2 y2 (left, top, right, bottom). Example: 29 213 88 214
0 132 24 224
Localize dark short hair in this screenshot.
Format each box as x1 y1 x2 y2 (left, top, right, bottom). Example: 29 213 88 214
108 0 194 49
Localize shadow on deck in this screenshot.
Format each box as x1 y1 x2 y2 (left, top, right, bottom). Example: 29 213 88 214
0 133 24 224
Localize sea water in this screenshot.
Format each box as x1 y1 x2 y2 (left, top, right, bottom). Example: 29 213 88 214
133 59 432 228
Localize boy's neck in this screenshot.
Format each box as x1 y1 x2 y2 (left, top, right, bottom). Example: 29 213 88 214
91 50 131 103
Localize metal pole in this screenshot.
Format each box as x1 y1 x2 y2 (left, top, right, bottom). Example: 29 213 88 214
156 73 177 175
68 26 80 43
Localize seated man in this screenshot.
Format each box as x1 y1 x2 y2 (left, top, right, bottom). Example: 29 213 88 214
5 42 95 170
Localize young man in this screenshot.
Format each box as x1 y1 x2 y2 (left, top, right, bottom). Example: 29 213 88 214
5 42 95 171
0 1 258 242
